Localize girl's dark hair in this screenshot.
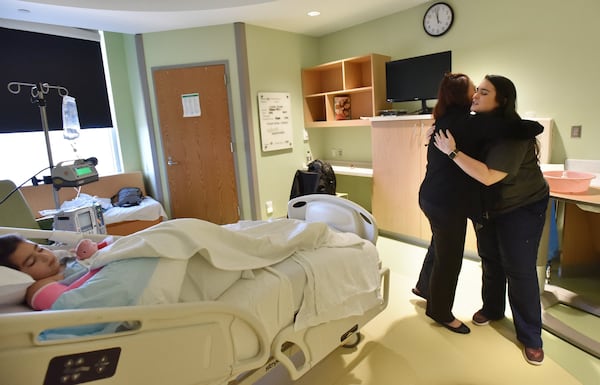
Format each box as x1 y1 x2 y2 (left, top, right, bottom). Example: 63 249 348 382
0 233 25 269
484 74 521 121
432 72 472 119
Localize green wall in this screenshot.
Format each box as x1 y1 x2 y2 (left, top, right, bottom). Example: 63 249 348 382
316 0 600 162
103 0 600 220
244 25 319 218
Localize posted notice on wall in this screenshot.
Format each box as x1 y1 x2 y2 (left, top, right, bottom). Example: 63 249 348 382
181 93 201 117
258 92 292 151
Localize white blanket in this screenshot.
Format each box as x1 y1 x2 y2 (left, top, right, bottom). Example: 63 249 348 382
83 218 381 333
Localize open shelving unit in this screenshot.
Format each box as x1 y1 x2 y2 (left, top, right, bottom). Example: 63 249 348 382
301 53 391 127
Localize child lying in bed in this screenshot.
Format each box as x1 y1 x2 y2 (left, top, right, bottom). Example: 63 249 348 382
0 234 109 310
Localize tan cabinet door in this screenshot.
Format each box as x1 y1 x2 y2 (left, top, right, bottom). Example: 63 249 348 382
371 119 431 239
153 64 239 224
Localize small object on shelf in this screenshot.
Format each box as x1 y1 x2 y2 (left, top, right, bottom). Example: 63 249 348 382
334 96 351 120
543 170 595 193
301 54 390 127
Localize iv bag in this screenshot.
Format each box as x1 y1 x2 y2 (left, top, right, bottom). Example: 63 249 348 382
62 95 81 140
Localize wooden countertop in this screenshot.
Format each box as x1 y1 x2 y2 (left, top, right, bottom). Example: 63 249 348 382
551 187 600 208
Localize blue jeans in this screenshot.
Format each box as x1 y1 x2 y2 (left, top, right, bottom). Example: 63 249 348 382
476 196 549 348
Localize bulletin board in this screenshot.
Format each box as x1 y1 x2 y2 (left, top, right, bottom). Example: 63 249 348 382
257 92 293 151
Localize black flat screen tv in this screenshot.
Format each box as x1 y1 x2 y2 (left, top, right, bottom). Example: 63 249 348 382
385 50 451 114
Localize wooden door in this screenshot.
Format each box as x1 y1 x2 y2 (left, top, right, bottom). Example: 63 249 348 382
153 64 239 224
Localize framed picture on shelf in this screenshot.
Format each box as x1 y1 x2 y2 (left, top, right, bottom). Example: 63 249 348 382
334 96 351 120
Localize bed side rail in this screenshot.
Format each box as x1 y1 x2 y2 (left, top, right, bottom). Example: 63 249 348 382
0 301 270 385
238 266 390 383
0 226 113 246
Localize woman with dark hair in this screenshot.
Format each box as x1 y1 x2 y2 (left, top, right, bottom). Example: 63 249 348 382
415 73 543 334
434 74 549 364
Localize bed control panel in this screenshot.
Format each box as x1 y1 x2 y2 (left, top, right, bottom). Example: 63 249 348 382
44 347 121 385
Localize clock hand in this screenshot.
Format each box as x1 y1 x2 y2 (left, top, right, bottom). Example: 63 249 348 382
436 9 440 24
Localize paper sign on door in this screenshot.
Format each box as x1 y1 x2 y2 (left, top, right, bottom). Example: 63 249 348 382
182 93 201 117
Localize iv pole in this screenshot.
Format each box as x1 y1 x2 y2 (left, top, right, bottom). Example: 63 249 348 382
7 81 69 209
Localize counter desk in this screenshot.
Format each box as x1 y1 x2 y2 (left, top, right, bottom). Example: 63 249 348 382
540 186 600 359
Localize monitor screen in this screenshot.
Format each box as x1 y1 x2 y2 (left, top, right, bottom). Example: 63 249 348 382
75 166 93 176
385 51 452 104
78 210 93 232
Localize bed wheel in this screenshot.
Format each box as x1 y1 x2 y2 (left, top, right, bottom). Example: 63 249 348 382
342 331 362 348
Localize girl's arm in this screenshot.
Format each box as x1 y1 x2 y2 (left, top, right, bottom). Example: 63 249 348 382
434 129 507 186
25 272 64 309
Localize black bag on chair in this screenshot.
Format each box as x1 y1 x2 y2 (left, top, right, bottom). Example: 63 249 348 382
307 159 336 195
111 187 143 207
289 160 336 200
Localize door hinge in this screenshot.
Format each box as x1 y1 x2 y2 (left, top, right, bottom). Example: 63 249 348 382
224 73 227 86
230 142 234 153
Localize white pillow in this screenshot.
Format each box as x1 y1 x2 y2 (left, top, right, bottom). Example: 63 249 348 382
0 267 34 306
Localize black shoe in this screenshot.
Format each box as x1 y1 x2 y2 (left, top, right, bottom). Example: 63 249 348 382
440 320 471 334
411 288 428 300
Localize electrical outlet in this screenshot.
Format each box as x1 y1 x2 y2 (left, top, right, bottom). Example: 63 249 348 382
571 125 582 138
331 148 338 157
336 148 343 157
265 200 273 215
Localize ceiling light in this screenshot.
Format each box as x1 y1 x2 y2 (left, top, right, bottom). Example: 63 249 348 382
307 11 321 17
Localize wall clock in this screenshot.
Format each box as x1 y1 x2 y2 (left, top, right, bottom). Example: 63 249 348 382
423 2 454 37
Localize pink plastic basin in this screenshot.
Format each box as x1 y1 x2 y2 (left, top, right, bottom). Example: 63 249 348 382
543 170 595 193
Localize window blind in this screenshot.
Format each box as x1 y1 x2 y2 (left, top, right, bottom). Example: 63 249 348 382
0 27 112 133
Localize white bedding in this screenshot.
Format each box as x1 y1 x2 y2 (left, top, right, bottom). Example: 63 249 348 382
45 218 381 339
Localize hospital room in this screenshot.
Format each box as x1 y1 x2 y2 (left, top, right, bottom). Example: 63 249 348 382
0 0 599 384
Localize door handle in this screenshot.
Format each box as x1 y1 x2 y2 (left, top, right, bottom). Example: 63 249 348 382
167 156 179 166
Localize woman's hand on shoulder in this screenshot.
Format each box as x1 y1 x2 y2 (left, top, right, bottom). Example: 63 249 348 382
425 124 436 145
434 129 456 156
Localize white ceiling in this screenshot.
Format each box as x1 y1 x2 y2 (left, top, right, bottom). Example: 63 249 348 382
0 0 429 36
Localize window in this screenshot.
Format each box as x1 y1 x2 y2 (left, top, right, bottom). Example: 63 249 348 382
0 23 121 190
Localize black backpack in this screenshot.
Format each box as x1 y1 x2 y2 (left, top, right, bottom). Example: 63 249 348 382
307 159 336 195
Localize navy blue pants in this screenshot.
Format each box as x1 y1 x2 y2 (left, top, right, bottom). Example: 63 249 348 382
476 196 549 348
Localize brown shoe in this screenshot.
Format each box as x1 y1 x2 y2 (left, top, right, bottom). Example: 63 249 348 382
472 310 490 326
523 347 544 365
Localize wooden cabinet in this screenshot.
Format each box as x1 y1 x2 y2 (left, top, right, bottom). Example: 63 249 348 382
301 54 391 127
371 116 432 241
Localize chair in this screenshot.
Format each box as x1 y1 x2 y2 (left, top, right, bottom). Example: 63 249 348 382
288 194 378 244
289 170 321 200
0 180 40 229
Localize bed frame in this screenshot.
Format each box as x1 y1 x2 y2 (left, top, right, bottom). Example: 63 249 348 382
0 196 389 385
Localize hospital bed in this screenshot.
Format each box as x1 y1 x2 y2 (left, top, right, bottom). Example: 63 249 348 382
0 195 389 385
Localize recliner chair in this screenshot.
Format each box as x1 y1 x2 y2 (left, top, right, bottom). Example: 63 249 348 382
0 180 41 229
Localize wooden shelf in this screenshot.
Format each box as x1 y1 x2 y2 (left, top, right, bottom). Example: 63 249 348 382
302 54 391 128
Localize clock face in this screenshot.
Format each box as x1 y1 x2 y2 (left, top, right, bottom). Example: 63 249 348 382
423 2 454 37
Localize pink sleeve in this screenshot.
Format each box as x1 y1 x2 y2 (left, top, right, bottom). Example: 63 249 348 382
30 282 68 310
30 268 102 311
